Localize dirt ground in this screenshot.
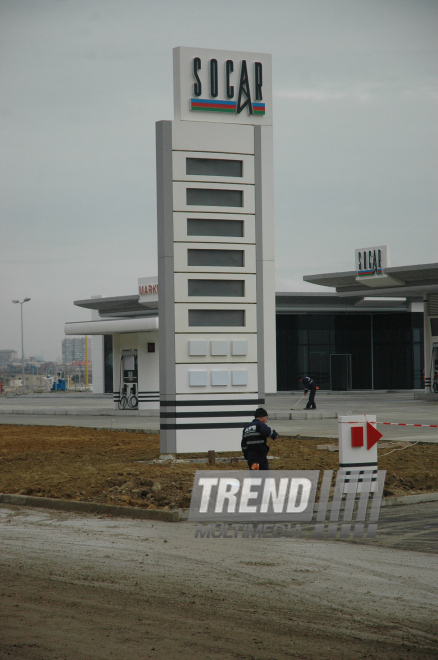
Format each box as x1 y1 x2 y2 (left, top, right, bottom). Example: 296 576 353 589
1 425 437 509
1 501 438 659
1 425 438 659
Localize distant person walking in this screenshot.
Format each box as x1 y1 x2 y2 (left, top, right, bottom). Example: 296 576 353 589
241 407 278 470
298 376 317 410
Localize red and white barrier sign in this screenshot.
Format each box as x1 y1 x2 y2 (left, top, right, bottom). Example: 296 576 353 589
338 415 383 493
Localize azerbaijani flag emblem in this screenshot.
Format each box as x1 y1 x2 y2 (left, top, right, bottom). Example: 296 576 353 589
191 99 237 112
357 268 383 277
190 98 266 115
252 102 265 115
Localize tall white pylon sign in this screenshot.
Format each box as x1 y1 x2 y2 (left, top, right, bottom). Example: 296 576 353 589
156 47 276 453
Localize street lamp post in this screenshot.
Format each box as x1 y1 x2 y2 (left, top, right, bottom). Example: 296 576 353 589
12 298 31 393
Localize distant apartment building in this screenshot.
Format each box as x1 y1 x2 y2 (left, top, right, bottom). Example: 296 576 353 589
62 337 88 364
0 350 18 366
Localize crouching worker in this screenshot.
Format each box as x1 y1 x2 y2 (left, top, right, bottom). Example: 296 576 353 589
241 407 278 471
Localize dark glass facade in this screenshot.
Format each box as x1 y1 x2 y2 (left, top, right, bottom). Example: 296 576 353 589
276 312 423 390
103 335 113 394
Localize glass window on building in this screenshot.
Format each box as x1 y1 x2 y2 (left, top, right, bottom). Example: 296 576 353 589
276 311 422 391
373 313 423 389
332 315 372 390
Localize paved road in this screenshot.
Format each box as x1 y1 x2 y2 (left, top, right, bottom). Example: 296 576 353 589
1 391 437 442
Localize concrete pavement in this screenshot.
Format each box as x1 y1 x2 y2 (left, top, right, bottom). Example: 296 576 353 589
0 390 437 442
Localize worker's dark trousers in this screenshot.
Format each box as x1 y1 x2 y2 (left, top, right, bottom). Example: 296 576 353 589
305 389 316 409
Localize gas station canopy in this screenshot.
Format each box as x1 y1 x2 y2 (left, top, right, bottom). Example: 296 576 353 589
74 295 158 318
304 262 438 298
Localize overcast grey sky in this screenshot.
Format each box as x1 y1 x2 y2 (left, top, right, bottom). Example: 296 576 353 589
1 0 437 361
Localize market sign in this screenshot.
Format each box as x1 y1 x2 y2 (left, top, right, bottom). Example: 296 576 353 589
138 277 158 304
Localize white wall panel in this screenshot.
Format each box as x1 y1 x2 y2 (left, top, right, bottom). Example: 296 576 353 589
210 341 228 356
210 370 229 386
91 335 104 394
175 334 257 363
137 331 160 410
188 370 208 386
260 261 276 393
166 392 260 406
188 340 208 356
169 428 241 453
176 363 258 394
172 120 254 154
231 340 250 356
256 126 275 261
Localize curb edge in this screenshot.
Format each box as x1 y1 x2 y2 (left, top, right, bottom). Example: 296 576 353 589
0 493 182 522
2 492 437 523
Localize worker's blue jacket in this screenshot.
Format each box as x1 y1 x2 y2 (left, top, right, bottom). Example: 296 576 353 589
301 376 316 392
241 418 273 456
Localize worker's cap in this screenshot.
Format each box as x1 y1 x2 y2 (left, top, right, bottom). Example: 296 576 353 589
254 407 268 418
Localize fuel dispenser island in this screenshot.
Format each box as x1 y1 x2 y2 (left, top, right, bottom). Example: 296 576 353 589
118 350 138 409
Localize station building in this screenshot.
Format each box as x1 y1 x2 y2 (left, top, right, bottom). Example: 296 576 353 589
63 47 438 411
64 258 438 405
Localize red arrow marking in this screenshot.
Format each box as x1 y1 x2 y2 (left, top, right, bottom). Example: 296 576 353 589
367 422 383 450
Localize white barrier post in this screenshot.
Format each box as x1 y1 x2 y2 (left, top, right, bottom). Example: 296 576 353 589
338 415 383 493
